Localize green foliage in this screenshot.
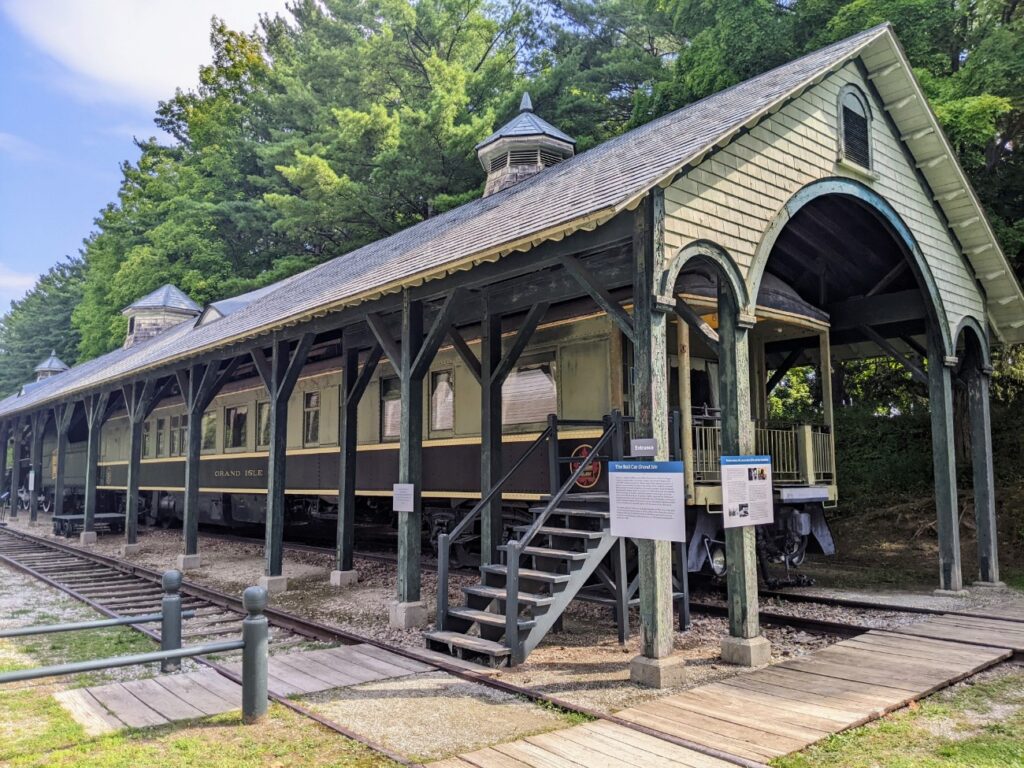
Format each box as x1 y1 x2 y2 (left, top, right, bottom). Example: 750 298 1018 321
0 258 84 397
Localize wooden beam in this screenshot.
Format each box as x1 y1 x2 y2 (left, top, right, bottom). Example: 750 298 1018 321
861 325 928 385
346 345 383 408
366 312 403 371
672 296 720 355
446 325 481 384
827 290 926 332
866 260 908 297
396 291 424 609
479 309 503 565
766 348 803 394
412 291 460 380
51 402 75 517
558 254 635 341
82 391 110 533
928 331 962 592
492 302 549 386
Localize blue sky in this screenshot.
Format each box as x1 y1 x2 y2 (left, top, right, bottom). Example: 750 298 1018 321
0 0 289 309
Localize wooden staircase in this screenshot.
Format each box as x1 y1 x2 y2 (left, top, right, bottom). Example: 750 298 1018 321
425 493 617 666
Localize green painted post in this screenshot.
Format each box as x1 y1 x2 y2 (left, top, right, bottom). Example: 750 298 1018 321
28 411 44 523
718 280 760 640
82 393 110 534
337 345 359 573
632 193 674 663
0 421 8 516
505 539 521 665
928 331 963 593
264 346 290 579
480 308 503 566
9 418 22 518
241 585 269 723
182 378 204 558
160 570 183 673
969 365 999 585
397 291 424 605
52 404 73 518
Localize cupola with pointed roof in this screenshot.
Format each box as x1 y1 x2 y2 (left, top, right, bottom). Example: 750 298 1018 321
33 350 69 381
477 93 575 197
122 284 201 348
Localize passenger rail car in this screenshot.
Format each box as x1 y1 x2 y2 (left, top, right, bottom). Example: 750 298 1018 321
25 289 837 571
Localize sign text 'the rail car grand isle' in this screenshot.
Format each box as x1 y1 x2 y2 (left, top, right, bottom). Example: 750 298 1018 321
720 455 774 528
609 461 686 541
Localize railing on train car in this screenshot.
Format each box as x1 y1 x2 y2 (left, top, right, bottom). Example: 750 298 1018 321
811 425 835 483
0 570 270 724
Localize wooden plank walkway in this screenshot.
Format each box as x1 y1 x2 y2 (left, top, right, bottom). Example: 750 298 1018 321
891 613 1024 652
433 624 1014 768
55 643 433 732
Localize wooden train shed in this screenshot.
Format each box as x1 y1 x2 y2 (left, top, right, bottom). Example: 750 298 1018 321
2 25 1022 680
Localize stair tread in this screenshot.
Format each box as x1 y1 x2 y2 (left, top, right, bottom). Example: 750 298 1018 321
463 585 554 606
530 506 610 518
424 631 510 656
481 565 571 583
449 607 536 628
521 546 589 561
513 525 604 538
541 492 609 501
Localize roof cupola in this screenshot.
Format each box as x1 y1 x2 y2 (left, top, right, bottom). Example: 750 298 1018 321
33 350 69 381
122 284 200 348
476 93 575 197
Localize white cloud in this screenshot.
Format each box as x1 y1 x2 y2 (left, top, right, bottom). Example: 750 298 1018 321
0 132 45 162
1 0 292 109
0 262 38 308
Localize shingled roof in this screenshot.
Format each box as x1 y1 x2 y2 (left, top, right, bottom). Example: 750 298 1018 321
123 284 201 315
1 23 1020 419
475 92 576 150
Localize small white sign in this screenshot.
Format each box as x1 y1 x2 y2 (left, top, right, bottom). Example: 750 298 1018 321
609 461 686 542
27 470 35 492
721 455 774 528
630 438 658 457
392 483 415 512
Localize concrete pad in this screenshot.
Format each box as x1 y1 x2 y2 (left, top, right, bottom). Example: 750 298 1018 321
389 600 428 629
121 543 141 557
721 635 771 667
934 588 970 598
176 554 202 571
79 531 97 546
259 575 289 595
629 654 687 689
973 581 1006 589
329 569 359 587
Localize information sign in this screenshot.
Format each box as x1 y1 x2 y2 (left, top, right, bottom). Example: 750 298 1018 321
609 461 686 541
630 438 658 457
720 455 774 528
392 483 415 513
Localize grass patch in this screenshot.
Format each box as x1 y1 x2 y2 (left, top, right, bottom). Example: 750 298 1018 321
772 668 1024 768
0 688 86 761
535 698 596 726
4 703 400 767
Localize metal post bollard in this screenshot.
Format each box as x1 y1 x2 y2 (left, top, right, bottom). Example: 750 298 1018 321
241 585 269 724
160 570 183 673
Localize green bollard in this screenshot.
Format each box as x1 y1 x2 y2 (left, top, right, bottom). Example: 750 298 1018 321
241 585 269 723
160 570 183 673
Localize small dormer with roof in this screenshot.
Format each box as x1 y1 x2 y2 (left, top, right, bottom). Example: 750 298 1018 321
122 284 201 348
34 351 69 382
477 93 575 197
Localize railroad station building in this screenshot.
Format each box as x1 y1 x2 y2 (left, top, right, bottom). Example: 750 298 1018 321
2 24 1022 681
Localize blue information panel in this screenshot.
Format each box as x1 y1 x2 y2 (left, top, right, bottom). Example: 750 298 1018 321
720 455 773 528
608 461 686 541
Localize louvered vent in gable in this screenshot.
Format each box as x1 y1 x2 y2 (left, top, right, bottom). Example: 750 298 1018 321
489 153 509 173
839 86 871 169
539 148 564 167
509 148 539 166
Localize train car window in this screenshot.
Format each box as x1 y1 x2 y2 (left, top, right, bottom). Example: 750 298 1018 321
224 406 248 450
430 370 454 433
303 391 321 446
142 421 152 458
201 411 217 452
256 402 270 448
503 353 557 425
155 417 167 457
381 376 401 441
169 416 180 456
179 414 188 455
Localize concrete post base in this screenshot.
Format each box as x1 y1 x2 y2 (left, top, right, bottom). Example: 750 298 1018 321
259 575 289 596
330 569 359 587
933 588 970 598
629 654 687 689
177 554 202 571
973 580 1006 589
121 543 142 557
79 531 97 546
389 600 428 630
721 635 771 667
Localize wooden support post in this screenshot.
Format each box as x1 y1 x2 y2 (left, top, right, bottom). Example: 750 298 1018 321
251 334 315 589
676 318 695 504
0 421 8 513
9 418 22 518
628 191 678 689
82 392 111 538
28 411 45 522
335 344 381 580
718 281 767 663
480 308 503 565
968 364 1000 585
927 331 963 594
819 330 836 477
397 291 425 613
52 404 74 518
122 379 170 549
176 358 240 568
